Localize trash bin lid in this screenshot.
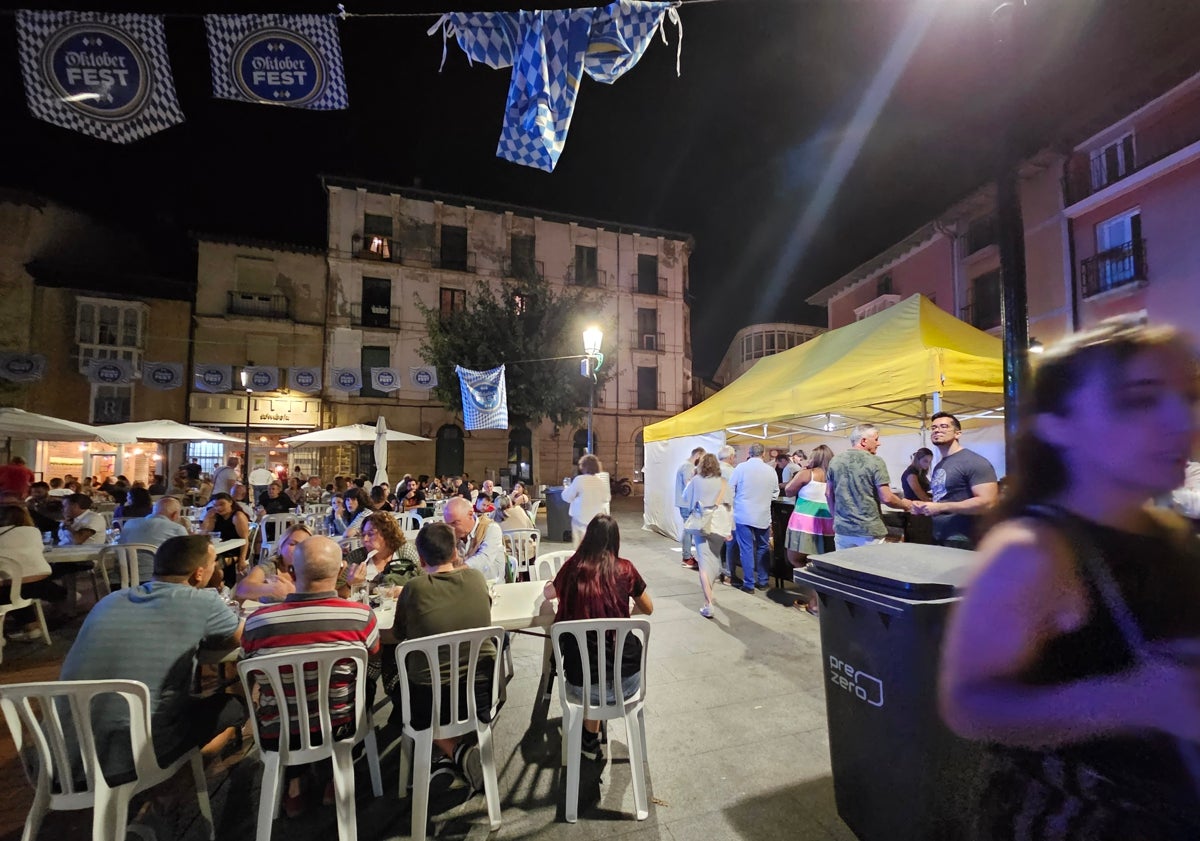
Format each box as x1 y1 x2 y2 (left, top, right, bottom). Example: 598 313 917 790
807 543 980 599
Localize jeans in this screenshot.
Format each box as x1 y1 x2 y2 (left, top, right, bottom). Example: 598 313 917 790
733 523 770 589
565 672 642 705
833 534 884 551
678 508 694 559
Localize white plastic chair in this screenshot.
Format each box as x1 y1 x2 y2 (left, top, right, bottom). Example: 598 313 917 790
529 550 573 583
392 511 423 531
551 618 652 823
501 529 540 581
0 679 214 841
527 499 542 533
97 544 157 592
395 626 505 841
258 513 303 561
306 503 332 524
0 558 52 660
237 645 382 841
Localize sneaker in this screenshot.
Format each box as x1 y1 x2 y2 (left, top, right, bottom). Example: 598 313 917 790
429 754 464 795
699 604 713 619
681 558 699 570
454 742 485 793
7 628 43 642
580 729 603 761
755 583 769 591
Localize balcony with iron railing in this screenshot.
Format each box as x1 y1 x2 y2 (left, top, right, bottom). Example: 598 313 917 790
565 266 607 287
1080 238 1147 299
853 294 901 321
959 299 1001 332
351 234 402 263
502 257 545 281
349 302 403 329
630 273 668 296
629 330 666 352
629 390 667 411
227 291 289 319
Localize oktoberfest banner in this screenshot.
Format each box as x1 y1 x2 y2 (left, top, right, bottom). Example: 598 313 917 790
204 14 348 110
369 367 402 393
455 364 508 430
86 357 134 385
194 364 233 393
288 366 322 394
141 361 183 390
16 10 184 143
331 367 362 392
0 353 46 383
409 366 438 390
242 366 279 392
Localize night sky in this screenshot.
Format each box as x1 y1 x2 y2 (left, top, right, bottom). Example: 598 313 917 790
2 0 1199 377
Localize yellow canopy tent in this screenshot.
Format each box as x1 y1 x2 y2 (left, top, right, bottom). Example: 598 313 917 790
645 294 1004 443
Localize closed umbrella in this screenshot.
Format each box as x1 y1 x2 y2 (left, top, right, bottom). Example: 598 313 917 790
0 408 137 443
373 416 389 487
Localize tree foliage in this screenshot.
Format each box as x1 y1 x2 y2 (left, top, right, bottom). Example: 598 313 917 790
416 276 613 429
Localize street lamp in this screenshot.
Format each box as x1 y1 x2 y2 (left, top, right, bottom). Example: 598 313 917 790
581 326 604 456
240 368 252 486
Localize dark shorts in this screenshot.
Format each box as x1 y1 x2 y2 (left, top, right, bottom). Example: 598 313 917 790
387 677 495 731
104 693 246 786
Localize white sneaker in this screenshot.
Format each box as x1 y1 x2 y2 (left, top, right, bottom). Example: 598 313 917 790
699 605 713 619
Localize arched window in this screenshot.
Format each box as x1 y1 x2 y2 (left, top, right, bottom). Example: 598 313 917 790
571 428 597 466
507 425 533 485
435 424 464 477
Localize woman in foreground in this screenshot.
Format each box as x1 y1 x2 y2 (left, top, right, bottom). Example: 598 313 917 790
938 317 1200 839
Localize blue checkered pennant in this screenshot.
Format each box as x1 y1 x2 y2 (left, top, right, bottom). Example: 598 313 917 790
436 2 678 173
204 14 348 110
455 365 508 431
16 10 184 143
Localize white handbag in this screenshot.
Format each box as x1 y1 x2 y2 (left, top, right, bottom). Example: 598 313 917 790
700 481 734 540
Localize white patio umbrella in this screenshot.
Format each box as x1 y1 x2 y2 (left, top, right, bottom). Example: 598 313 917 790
98 419 243 444
0 408 137 443
373 416 389 487
281 424 429 446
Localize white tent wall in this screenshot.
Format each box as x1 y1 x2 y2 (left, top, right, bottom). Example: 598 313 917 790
642 432 726 541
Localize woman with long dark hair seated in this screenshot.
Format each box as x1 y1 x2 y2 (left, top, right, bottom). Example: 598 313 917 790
544 514 653 759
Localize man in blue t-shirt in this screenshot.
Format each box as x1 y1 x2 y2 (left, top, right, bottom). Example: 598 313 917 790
117 497 190 582
912 412 999 549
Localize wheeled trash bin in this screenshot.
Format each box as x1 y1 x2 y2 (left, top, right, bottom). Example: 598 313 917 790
794 544 984 841
543 487 572 543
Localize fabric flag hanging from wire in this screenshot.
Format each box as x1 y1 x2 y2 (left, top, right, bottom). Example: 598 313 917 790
204 14 349 110
141 361 183 390
431 2 680 172
194 364 233 393
331 368 362 393
455 365 508 430
409 366 438 390
0 353 45 383
15 11 184 143
369 368 402 393
86 358 134 385
288 367 322 394
242 366 279 392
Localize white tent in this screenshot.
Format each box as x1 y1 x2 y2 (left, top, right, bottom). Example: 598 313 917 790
99 419 243 443
0 408 137 443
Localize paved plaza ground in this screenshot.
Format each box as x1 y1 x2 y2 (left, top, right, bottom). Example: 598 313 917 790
0 496 856 841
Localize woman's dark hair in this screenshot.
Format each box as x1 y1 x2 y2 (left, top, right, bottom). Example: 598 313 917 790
346 487 372 512
807 444 834 473
0 504 34 528
911 447 933 463
124 487 153 515
557 515 626 620
697 453 721 478
996 316 1193 523
364 511 405 551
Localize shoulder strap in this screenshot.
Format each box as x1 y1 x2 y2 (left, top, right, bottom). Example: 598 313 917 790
714 479 727 507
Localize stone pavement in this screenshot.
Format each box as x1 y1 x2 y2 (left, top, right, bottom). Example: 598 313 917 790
0 497 856 841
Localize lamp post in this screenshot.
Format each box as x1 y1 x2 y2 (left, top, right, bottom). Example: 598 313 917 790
582 326 604 456
240 369 252 486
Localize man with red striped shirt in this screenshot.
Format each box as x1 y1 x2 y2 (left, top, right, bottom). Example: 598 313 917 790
241 535 380 816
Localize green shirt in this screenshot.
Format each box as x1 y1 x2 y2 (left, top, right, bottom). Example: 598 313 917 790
396 567 495 686
826 449 890 539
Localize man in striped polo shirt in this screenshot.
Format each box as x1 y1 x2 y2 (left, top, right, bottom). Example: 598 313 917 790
241 535 380 816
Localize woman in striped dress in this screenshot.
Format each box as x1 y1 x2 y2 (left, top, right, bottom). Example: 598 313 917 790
783 445 834 615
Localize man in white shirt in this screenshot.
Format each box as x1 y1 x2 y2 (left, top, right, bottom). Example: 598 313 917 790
58 493 108 546
443 496 507 583
117 497 190 582
729 444 779 593
247 463 273 502
675 447 705 570
211 456 240 497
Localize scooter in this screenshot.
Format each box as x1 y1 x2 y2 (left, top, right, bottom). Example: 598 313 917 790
610 475 633 496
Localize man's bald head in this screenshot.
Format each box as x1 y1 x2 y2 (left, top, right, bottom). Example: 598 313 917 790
443 496 475 540
153 497 182 520
293 536 343 589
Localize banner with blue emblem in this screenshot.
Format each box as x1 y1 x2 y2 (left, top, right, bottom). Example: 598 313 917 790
204 14 348 110
16 10 184 143
141 361 183 391
86 358 134 385
0 353 46 383
409 366 438 390
288 367 322 394
242 366 279 392
369 368 402 393
331 367 362 393
455 365 508 431
194 364 233 394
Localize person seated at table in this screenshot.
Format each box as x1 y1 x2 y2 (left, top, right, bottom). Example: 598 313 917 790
563 455 612 547
228 483 257 520
196 474 213 505
509 482 531 510
473 480 497 514
0 504 66 642
59 535 245 813
240 535 381 817
200 493 250 587
284 477 305 507
369 485 394 513
341 488 374 537
302 475 325 505
117 497 190 584
494 494 534 532
443 496 506 584
113 486 153 521
385 522 493 791
344 512 419 592
544 514 653 760
324 494 347 536
258 480 294 518
147 474 167 496
236 523 310 603
25 481 62 532
57 493 106 546
399 478 426 512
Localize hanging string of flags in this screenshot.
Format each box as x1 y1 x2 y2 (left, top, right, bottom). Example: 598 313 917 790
8 2 682 170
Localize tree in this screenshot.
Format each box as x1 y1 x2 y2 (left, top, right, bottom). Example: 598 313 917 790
416 276 613 428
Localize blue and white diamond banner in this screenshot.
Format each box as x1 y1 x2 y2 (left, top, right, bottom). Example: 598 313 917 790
242 366 279 392
455 365 508 431
288 366 322 394
204 14 348 110
331 367 362 393
16 10 184 143
370 367 402 393
195 364 233 394
141 361 183 390
86 358 134 385
0 353 46 383
410 366 438 390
